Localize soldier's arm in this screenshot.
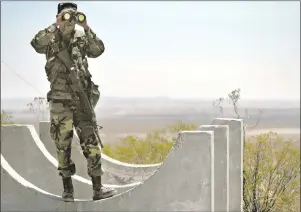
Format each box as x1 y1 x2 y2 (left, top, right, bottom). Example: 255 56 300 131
84 27 105 58
30 23 57 54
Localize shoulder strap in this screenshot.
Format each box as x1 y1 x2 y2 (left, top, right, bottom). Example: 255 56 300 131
56 49 73 71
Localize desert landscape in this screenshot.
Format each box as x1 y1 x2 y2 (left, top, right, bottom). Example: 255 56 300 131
2 97 300 145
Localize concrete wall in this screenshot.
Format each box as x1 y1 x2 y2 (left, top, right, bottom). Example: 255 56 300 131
212 118 244 212
1 118 244 212
198 125 229 212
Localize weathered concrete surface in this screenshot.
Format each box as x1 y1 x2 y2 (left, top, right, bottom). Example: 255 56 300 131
199 125 229 212
212 118 243 212
1 130 214 211
39 121 160 183
0 125 136 199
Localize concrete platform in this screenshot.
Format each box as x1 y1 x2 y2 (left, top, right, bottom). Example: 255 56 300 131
1 125 139 199
1 128 215 211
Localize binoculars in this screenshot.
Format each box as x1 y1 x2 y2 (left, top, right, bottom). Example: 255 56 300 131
62 11 86 23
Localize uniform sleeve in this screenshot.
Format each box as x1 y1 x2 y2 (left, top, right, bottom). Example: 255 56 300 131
30 23 57 54
84 27 105 58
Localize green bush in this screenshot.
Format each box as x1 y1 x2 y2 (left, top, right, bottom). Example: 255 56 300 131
103 135 173 164
103 121 197 164
243 132 300 212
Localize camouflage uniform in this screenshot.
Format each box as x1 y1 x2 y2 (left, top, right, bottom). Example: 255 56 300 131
30 2 116 201
31 23 103 177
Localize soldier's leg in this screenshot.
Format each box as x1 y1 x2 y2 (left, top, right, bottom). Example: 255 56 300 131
86 81 105 175
49 100 75 202
73 100 116 200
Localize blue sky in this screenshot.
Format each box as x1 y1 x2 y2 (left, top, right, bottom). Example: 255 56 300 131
1 1 300 100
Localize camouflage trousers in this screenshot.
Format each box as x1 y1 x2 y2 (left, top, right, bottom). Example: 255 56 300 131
49 95 102 178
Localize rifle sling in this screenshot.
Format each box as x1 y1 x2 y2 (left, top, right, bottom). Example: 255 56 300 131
56 49 74 72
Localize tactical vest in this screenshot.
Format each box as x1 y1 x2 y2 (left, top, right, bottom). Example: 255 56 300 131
44 30 99 106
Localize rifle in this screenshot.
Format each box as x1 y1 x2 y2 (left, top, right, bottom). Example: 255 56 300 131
56 49 104 148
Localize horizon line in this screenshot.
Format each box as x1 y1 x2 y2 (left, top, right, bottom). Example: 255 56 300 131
1 96 300 102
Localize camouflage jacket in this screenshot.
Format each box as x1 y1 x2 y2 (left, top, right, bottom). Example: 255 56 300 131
30 23 104 102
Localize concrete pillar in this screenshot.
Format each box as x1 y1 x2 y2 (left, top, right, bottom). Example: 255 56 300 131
165 131 215 211
212 118 244 212
198 125 229 212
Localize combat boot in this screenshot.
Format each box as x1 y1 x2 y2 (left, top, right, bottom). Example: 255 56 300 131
62 177 74 202
91 176 117 200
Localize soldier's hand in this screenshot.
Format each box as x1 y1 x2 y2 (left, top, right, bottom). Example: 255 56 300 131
76 11 89 30
56 13 63 27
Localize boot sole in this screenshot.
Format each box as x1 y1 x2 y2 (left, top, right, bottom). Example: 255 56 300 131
62 194 74 202
93 190 117 201
63 197 74 202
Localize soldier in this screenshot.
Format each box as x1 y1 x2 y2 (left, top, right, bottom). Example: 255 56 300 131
30 2 116 201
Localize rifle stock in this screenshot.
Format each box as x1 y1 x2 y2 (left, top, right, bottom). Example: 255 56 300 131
56 49 104 148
